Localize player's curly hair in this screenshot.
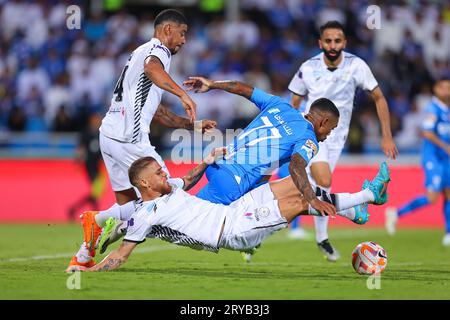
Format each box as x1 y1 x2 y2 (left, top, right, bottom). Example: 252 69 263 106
319 20 345 36
154 9 187 28
128 157 158 187
310 98 340 119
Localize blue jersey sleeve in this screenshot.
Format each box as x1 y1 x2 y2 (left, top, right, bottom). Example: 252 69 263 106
250 87 284 111
422 104 438 132
292 136 319 164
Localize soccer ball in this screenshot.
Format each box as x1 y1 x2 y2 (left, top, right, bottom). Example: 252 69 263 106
352 241 387 275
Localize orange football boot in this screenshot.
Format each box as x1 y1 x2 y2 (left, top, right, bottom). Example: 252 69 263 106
65 256 96 273
80 211 102 257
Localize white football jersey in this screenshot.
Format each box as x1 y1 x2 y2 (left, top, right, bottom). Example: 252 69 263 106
288 51 378 146
100 38 172 143
124 185 227 252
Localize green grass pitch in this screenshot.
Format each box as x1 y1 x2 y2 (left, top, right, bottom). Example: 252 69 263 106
1 224 449 300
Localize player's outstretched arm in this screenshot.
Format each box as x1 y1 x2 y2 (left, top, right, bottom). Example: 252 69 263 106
422 130 450 156
290 93 305 110
289 153 336 217
144 56 196 122
153 104 217 132
184 77 254 100
182 147 227 191
86 241 137 272
370 87 398 159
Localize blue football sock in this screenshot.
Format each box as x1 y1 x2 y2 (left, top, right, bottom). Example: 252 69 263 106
444 200 450 234
398 195 430 217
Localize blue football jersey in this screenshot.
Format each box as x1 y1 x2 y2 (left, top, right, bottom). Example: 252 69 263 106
422 97 450 162
216 88 319 193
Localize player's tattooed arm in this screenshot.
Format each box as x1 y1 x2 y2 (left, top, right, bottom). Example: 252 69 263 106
184 77 254 99
288 153 317 202
154 104 193 129
153 105 217 132
182 162 208 191
87 241 137 272
182 147 227 191
210 80 254 99
289 153 336 217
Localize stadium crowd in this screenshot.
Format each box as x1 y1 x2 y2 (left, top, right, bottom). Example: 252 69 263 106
0 0 449 153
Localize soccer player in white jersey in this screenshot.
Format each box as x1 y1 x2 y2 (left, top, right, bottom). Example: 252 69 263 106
67 9 216 270
65 156 390 272
287 21 398 261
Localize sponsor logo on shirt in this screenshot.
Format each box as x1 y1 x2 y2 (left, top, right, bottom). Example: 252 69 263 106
268 108 280 114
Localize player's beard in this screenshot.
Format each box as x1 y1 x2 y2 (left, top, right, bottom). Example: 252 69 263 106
170 45 181 55
323 48 342 62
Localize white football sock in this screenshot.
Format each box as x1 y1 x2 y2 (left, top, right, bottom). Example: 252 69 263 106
314 185 330 243
75 242 92 263
94 203 120 227
94 200 140 228
334 189 374 211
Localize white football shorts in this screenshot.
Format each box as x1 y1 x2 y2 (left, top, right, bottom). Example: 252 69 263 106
219 184 288 251
99 132 170 191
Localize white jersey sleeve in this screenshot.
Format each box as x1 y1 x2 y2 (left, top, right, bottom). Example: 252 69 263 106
124 204 155 243
354 58 378 92
145 42 171 70
288 64 308 96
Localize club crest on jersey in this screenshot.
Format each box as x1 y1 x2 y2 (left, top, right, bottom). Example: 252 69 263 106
423 114 436 130
301 139 318 160
255 207 270 221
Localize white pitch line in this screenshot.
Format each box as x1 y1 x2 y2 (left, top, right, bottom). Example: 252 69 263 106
0 244 180 263
0 229 400 263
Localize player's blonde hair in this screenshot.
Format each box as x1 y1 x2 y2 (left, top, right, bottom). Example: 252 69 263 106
128 157 158 187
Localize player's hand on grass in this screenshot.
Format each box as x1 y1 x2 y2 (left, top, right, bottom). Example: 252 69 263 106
310 198 337 217
204 147 227 165
180 93 197 122
381 136 398 160
184 77 213 93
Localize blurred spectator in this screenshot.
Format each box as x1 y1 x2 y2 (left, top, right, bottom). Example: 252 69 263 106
394 102 423 150
44 73 72 127
0 0 448 157
317 0 346 29
84 12 107 42
53 105 74 132
223 13 260 50
373 6 405 56
16 56 50 102
7 106 27 131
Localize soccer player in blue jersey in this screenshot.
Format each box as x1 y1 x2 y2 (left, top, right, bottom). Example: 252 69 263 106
184 76 339 218
95 77 388 257
385 77 450 245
